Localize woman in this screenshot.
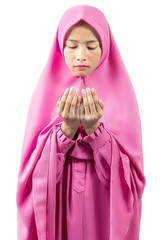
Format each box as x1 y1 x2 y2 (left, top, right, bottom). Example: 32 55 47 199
16 5 146 240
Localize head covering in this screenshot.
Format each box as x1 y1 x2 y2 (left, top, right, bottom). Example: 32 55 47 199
16 4 146 240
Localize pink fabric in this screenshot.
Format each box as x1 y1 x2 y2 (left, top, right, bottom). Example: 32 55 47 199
16 4 146 240
55 122 111 240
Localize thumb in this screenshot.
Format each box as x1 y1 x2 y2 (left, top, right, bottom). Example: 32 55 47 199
98 99 104 109
56 97 61 106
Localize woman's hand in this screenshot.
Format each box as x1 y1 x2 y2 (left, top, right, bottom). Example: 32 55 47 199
56 87 81 131
57 87 104 136
80 88 104 134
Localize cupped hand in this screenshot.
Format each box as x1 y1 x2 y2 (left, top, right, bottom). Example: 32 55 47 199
56 87 81 130
80 88 104 130
57 87 104 131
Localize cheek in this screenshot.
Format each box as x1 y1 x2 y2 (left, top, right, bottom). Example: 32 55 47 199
91 52 101 66
64 51 73 66
96 49 102 63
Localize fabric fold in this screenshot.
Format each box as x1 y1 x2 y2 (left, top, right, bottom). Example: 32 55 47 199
16 122 56 239
31 121 145 240
16 5 146 240
56 124 76 154
82 122 111 150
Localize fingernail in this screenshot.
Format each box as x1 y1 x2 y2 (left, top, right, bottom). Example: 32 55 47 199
86 88 90 92
91 88 95 92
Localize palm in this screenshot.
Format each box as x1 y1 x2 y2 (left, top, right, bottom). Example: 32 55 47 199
79 88 104 129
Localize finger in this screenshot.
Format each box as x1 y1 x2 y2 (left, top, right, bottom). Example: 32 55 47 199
79 101 85 119
56 97 61 106
56 98 60 106
91 88 104 117
97 100 104 117
69 88 79 115
63 87 75 114
56 98 62 115
59 88 70 112
77 95 82 105
86 88 96 115
90 88 101 112
81 89 90 115
98 99 104 110
75 95 81 116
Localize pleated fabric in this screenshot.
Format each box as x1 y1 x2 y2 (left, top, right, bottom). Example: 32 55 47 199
16 5 146 240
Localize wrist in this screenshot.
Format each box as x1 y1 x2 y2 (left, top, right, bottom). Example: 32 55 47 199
61 122 78 140
85 122 100 135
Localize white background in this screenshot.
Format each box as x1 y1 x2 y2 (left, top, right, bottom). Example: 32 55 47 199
0 0 159 239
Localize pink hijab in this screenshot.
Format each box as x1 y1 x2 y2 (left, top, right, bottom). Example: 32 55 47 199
16 5 146 239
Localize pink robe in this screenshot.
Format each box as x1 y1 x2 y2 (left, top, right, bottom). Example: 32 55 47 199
28 121 144 240
16 5 146 240
56 122 111 240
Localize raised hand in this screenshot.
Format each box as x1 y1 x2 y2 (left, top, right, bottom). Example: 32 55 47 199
56 87 81 131
57 87 104 136
80 88 104 133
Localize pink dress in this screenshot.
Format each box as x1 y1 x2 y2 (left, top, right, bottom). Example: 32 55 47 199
16 6 146 239
56 121 114 240
17 120 145 240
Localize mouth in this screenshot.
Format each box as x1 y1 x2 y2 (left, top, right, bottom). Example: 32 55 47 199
74 65 89 70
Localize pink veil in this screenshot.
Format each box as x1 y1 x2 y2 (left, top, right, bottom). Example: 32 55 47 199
16 5 146 239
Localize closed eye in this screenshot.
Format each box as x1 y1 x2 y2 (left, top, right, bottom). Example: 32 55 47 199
69 46 96 50
88 47 96 50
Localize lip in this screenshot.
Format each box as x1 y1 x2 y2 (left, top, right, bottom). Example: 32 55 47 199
75 65 89 67
75 65 89 70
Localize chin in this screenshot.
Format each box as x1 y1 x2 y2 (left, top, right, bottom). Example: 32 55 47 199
72 71 89 77
77 73 88 77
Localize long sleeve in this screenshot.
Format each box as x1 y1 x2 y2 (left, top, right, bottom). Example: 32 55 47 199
56 123 76 184
83 120 146 200
82 121 146 239
81 121 140 198
56 123 76 154
82 121 112 184
56 122 112 185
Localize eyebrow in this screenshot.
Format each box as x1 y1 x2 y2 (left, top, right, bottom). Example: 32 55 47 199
66 39 98 43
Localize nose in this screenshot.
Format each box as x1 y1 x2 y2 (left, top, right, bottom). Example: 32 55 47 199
76 46 87 62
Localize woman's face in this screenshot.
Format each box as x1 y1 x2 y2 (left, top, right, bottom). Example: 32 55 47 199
63 23 102 77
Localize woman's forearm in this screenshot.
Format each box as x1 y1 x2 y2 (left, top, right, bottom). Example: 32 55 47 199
61 121 78 140
85 122 100 135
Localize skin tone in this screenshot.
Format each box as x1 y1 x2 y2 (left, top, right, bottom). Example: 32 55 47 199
57 87 104 139
57 22 104 139
63 22 102 77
